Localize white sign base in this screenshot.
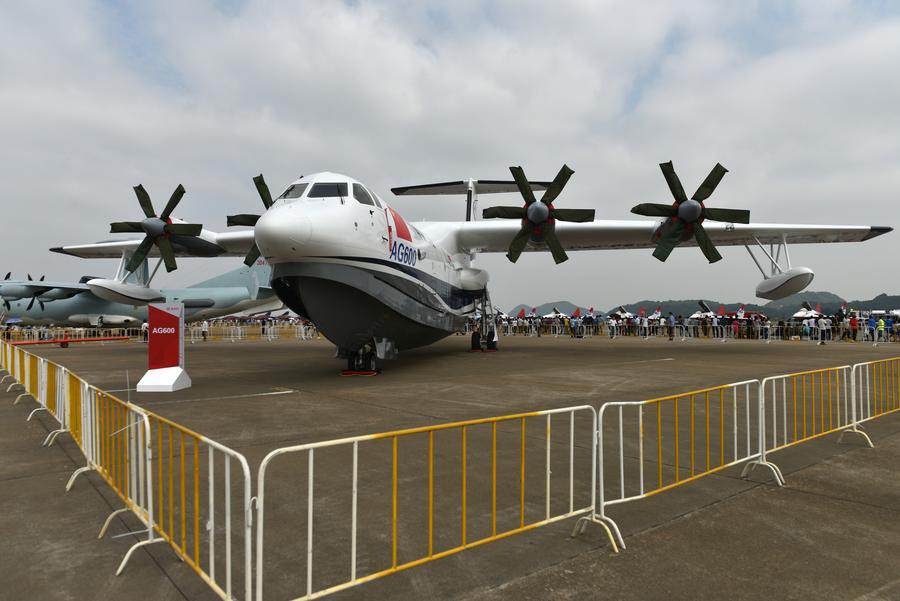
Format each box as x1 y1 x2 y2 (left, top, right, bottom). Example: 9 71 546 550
136 366 192 393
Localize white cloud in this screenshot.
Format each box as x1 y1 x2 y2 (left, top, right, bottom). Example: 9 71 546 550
1 0 898 309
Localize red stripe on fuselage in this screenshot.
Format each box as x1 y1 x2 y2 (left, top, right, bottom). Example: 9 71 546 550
389 208 412 242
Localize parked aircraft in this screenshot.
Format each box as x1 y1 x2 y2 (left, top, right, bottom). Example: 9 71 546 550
1 261 278 327
52 162 891 371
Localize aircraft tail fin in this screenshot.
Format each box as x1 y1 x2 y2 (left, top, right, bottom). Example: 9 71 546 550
188 260 272 292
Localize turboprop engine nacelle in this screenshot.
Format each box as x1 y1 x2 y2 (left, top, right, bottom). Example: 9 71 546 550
755 267 815 301
87 279 165 306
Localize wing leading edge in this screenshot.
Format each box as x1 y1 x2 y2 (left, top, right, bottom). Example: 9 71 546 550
50 230 256 259
415 220 892 255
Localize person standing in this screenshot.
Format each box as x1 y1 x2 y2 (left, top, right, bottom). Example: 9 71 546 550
141 320 149 343
817 315 828 345
201 320 210 342
667 312 675 341
875 316 886 346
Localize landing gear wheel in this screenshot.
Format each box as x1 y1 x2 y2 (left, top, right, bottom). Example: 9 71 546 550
342 349 379 376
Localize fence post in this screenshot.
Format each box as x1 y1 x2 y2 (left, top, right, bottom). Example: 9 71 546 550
740 380 785 485
571 405 623 550
839 364 874 447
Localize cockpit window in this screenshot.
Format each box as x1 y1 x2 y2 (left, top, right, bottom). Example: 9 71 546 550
308 182 349 198
277 183 309 200
352 183 376 206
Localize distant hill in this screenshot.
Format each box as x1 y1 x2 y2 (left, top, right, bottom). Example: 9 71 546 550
509 291 898 320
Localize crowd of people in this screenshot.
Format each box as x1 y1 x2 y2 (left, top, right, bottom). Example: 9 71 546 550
468 310 898 345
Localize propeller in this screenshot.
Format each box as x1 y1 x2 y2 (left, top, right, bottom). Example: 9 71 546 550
109 184 203 273
226 174 274 266
25 275 47 311
482 165 594 264
631 161 750 263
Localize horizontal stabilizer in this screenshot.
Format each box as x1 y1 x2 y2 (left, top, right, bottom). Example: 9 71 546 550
391 179 551 196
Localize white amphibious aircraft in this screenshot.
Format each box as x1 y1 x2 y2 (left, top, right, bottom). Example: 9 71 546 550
52 163 891 370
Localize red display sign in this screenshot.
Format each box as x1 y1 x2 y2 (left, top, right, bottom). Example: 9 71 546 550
147 303 184 370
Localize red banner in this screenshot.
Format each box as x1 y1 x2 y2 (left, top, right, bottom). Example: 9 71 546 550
148 303 184 370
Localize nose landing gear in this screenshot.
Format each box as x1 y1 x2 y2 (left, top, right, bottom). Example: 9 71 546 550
339 342 381 376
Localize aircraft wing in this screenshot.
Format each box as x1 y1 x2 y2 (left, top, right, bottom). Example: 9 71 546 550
415 220 892 254
50 231 256 259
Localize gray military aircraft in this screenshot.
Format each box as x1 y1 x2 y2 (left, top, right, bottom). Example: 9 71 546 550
0 259 279 327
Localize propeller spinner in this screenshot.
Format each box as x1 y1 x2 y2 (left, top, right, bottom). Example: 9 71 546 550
631 161 750 263
482 165 594 264
109 185 203 273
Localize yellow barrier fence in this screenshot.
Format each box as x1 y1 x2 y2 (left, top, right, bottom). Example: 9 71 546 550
255 405 601 601
2 340 252 601
595 379 778 549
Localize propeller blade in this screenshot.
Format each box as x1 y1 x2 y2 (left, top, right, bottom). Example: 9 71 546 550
631 203 678 218
253 174 274 209
509 166 537 206
243 244 262 266
133 184 156 218
543 229 569 264
27 274 32 281
110 221 144 233
692 163 728 201
693 223 722 263
38 300 45 311
227 214 261 227
652 220 685 262
39 275 45 281
482 206 526 219
550 208 594 222
125 236 155 273
3 299 9 310
4 272 10 280
506 223 535 263
164 222 203 236
540 164 574 205
156 237 178 272
159 184 187 220
702 207 750 224
659 161 688 204
26 296 35 310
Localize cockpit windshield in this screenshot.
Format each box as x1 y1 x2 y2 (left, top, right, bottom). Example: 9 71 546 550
277 183 308 200
308 183 349 198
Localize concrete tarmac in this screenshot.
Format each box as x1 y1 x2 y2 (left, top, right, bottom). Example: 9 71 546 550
3 334 900 600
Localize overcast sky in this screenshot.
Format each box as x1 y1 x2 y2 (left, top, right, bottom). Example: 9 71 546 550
2 1 899 310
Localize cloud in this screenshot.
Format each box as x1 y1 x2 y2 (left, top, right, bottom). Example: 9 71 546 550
1 0 898 309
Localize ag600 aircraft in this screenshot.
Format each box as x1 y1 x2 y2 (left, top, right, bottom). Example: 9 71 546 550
53 163 891 371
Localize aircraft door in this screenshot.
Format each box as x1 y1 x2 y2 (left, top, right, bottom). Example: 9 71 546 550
353 184 386 249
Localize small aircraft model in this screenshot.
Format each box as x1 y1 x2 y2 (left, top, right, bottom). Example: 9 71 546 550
1 261 279 327
52 162 891 371
689 301 717 320
792 301 824 320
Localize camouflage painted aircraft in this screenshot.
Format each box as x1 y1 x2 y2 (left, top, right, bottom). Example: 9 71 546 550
1 260 279 327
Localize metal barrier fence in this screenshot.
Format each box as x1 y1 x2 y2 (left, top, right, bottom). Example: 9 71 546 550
853 357 900 430
2 340 252 601
5 339 900 601
593 380 777 549
255 405 604 601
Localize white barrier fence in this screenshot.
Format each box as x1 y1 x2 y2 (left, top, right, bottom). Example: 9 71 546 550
4 341 900 601
2 341 253 601
255 405 607 601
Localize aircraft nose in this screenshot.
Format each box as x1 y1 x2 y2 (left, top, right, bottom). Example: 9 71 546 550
254 204 312 258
